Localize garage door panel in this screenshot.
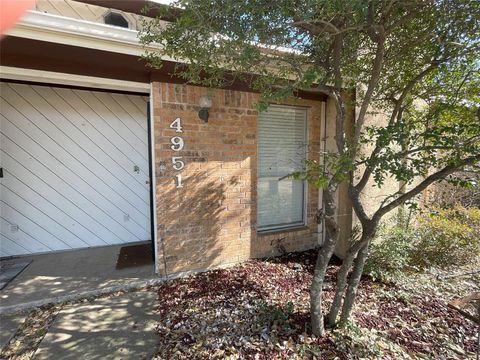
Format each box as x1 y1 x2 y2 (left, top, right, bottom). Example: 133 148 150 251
92 91 148 147
35 87 150 183
1 117 150 229
0 234 30 257
1 95 150 218
73 89 148 151
1 153 122 246
33 89 150 188
108 93 148 132
2 86 150 209
1 143 142 244
124 94 151 121
55 88 148 166
0 83 151 256
1 203 71 252
1 170 107 248
1 217 51 254
1 185 91 250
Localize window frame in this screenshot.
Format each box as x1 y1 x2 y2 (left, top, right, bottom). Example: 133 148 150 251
256 104 309 233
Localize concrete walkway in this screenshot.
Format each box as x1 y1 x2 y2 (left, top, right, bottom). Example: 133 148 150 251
0 243 157 314
0 313 25 350
34 290 159 359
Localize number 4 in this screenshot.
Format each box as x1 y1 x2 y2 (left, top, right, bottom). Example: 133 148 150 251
170 117 183 133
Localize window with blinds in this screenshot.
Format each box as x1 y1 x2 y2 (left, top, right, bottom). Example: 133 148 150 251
257 105 307 231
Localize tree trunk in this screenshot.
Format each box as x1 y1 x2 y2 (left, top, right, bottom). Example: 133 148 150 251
339 243 370 325
310 223 338 336
327 246 358 326
310 187 339 336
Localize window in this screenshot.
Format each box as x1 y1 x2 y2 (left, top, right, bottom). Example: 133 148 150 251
104 12 129 28
257 105 307 231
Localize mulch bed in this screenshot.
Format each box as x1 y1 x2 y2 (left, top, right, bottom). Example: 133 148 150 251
154 250 478 359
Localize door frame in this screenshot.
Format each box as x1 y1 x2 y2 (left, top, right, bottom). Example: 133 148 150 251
0 67 158 272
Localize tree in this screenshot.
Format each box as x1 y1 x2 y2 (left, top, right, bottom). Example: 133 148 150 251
140 0 480 336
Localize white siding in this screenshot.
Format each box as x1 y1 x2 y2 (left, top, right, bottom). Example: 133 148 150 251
0 83 151 257
35 0 148 31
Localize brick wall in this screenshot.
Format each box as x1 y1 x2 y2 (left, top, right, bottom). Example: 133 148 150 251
152 82 324 275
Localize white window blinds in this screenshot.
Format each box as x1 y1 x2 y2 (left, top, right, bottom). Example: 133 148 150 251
257 105 307 231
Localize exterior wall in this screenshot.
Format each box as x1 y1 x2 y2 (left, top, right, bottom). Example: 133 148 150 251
35 0 108 22
151 82 331 275
333 93 355 258
352 99 430 231
355 106 424 227
34 0 160 31
356 109 400 221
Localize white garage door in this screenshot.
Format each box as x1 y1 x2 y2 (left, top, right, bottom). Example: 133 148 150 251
0 82 151 257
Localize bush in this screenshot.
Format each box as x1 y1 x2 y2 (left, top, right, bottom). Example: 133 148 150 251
258 301 295 333
365 206 480 280
410 206 480 268
364 225 416 281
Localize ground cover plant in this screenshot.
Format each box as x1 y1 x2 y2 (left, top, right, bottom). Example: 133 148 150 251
153 250 479 359
364 205 480 283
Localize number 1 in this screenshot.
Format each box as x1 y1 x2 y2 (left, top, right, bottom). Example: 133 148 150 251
175 174 183 188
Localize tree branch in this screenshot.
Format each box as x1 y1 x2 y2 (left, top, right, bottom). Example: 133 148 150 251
332 33 343 90
291 19 340 34
352 27 386 156
354 62 439 192
348 184 370 226
372 154 480 222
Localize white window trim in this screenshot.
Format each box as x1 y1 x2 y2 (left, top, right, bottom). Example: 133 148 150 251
256 104 309 233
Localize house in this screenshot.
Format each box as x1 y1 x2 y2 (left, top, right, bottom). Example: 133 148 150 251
0 0 355 276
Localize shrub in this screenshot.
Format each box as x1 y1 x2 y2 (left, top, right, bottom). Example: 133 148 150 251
410 206 480 268
258 301 295 332
364 225 416 281
365 206 480 281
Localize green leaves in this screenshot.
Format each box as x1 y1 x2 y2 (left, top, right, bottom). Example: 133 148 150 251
140 0 480 219
412 206 480 269
293 154 353 190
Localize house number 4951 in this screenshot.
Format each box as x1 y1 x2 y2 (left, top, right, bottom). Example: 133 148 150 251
170 117 184 188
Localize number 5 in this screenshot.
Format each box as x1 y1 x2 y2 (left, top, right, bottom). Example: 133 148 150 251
172 156 185 171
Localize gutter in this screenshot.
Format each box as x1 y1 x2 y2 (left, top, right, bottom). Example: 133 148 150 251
6 10 171 59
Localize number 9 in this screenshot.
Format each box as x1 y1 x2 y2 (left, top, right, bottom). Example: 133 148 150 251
170 136 184 151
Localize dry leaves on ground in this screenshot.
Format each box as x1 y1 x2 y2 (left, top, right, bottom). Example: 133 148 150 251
153 250 479 359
